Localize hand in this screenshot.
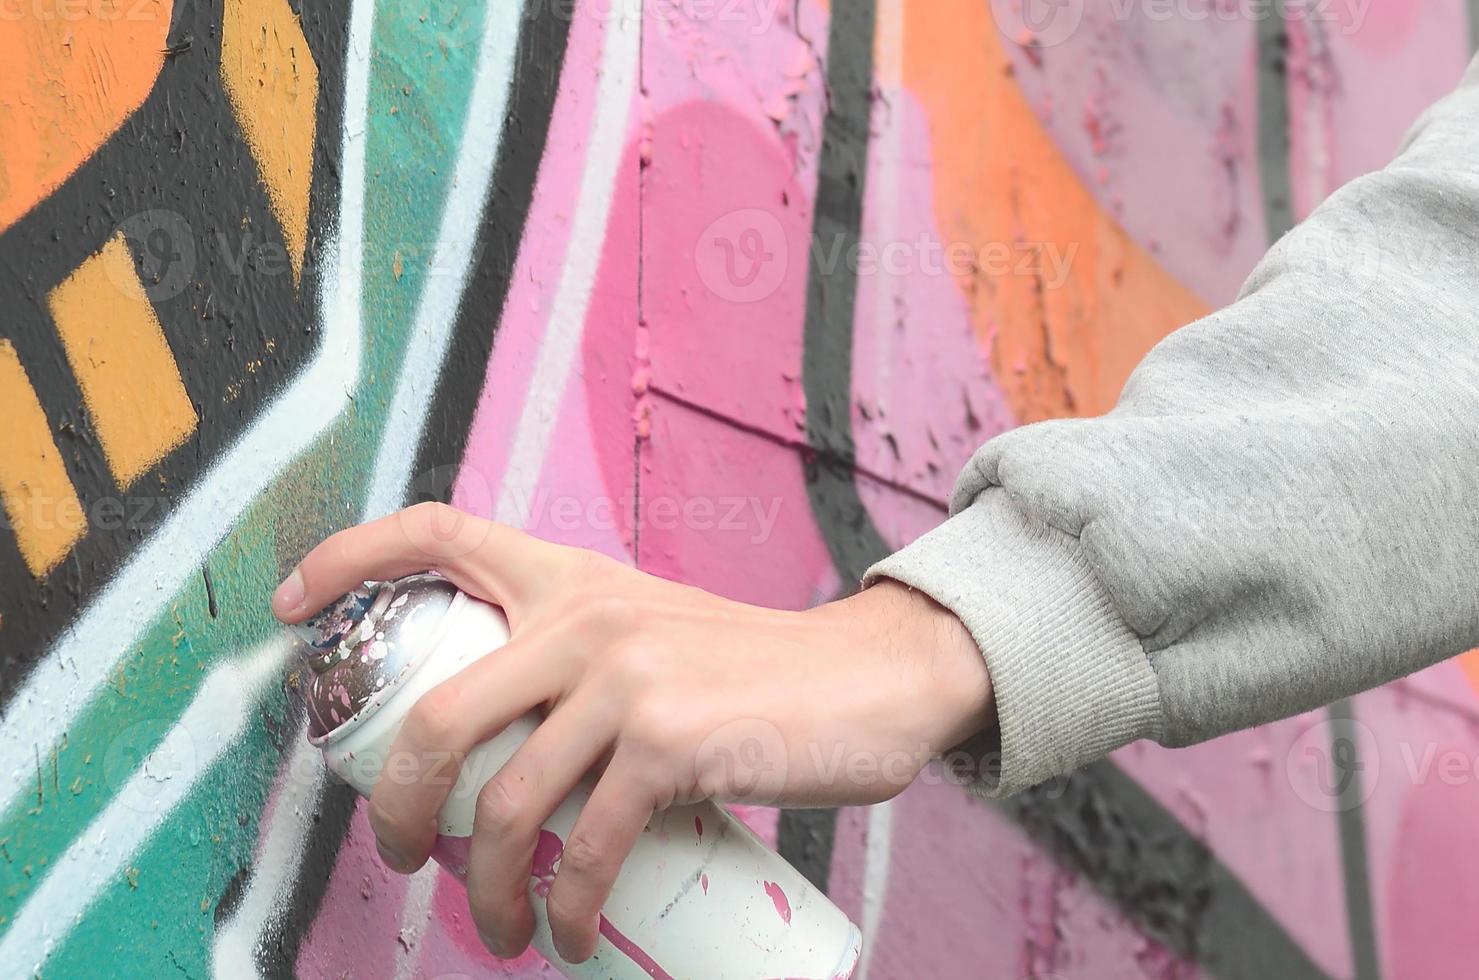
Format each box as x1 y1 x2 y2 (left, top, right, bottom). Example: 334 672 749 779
272 502 995 964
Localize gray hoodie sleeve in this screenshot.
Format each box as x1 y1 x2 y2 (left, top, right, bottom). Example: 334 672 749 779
866 57 1479 797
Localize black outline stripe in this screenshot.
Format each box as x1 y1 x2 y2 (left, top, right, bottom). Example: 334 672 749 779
1254 9 1380 967
787 4 1336 975
405 5 575 503
1004 763 1330 977
1327 699 1381 980
1257 0 1295 241
780 0 883 893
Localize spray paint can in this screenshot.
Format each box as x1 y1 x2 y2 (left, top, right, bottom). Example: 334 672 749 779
290 573 862 979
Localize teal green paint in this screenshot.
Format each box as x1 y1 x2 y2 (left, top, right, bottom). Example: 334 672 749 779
1 2 491 969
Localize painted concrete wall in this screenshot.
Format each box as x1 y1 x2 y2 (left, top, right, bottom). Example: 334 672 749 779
1 1 1476 977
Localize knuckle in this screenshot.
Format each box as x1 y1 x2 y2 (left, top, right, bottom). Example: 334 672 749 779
367 797 417 849
475 777 526 836
591 639 662 700
408 499 454 526
404 685 465 748
558 831 608 882
565 592 638 639
322 529 359 570
627 704 692 758
403 501 484 562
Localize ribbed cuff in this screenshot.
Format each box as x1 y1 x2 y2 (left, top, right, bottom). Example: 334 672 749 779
864 490 1162 797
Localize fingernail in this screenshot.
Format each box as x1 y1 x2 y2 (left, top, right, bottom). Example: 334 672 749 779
376 838 410 873
478 930 509 958
272 568 304 619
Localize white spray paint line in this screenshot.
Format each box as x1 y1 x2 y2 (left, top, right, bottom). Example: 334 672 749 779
390 865 443 980
870 0 905 403
200 7 526 969
211 734 327 980
0 0 376 819
855 798 895 980
360 0 527 522
492 0 642 528
355 5 530 968
0 639 289 974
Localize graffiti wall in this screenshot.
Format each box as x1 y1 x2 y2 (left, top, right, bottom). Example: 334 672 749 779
2 0 1477 977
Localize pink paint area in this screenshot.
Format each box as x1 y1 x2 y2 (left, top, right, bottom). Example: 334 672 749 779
1001 5 1265 304
293 800 416 979
1328 0 1423 56
850 82 1016 504
1288 2 1469 223
764 880 792 925
429 831 677 980
641 0 831 194
636 397 838 608
1112 719 1354 976
1386 748 1479 978
451 0 637 545
640 100 817 445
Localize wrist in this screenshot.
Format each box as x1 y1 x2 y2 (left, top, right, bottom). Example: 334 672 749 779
822 579 997 757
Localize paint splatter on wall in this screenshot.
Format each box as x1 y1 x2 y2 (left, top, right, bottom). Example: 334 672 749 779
1 1 1476 977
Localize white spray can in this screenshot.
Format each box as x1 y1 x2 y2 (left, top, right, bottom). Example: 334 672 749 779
290 574 862 979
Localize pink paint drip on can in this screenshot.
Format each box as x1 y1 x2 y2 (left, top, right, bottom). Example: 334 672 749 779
290 574 862 980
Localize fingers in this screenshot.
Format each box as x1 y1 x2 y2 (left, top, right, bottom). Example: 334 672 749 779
466 694 616 960
544 753 655 964
272 502 560 622
368 636 561 875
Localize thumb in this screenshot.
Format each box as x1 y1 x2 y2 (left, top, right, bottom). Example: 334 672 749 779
272 502 561 622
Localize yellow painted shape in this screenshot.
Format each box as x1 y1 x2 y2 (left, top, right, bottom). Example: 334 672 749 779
221 0 320 284
903 1 1209 422
0 340 85 577
0 2 174 235
49 235 197 488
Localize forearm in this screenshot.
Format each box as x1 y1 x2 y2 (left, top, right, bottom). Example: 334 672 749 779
872 56 1479 796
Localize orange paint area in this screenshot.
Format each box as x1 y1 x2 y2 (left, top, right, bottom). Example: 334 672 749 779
0 340 85 578
903 1 1209 422
0 1 173 235
49 234 197 488
1458 649 1479 697
221 0 320 284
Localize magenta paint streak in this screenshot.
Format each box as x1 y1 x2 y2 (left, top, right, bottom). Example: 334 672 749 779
764 881 792 926
428 830 681 980
531 830 678 980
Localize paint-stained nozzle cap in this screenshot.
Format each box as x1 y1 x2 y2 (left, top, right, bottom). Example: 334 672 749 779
287 574 460 741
